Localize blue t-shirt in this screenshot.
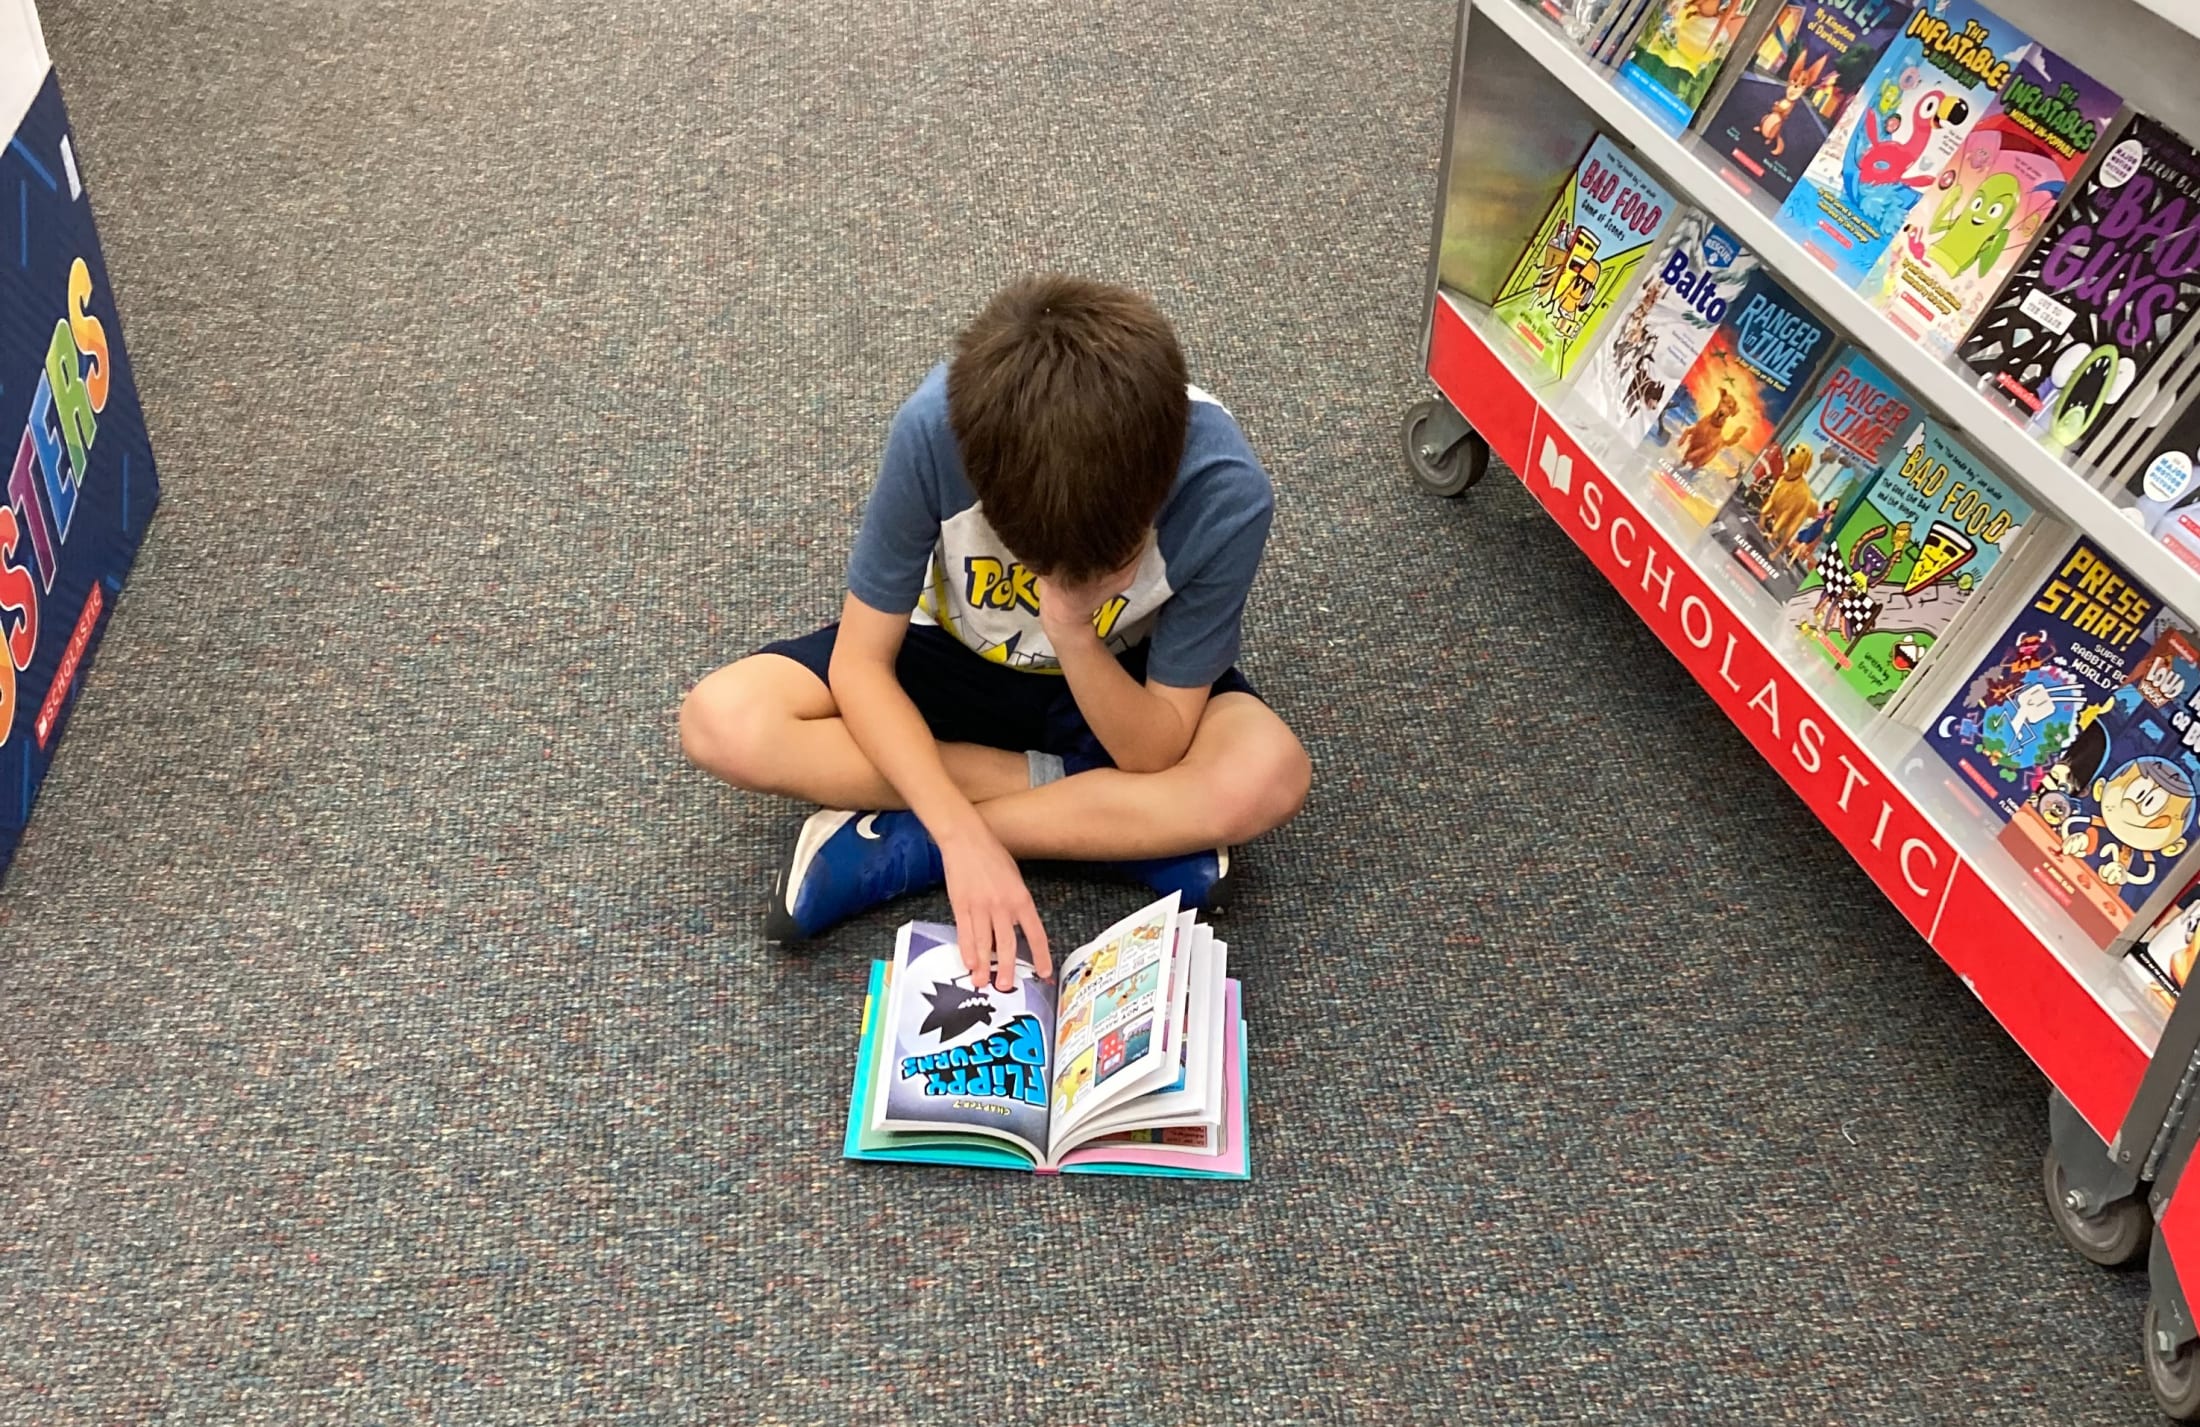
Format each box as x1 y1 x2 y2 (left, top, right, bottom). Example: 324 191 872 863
847 364 1273 688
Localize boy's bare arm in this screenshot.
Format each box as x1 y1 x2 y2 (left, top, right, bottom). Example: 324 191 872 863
828 595 1052 987
1037 576 1208 774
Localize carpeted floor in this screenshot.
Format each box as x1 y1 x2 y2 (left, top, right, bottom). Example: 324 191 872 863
0 0 2162 1421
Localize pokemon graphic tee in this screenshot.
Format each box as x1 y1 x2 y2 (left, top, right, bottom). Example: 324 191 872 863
845 365 1274 688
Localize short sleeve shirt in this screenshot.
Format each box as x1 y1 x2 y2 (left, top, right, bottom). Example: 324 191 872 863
845 364 1274 688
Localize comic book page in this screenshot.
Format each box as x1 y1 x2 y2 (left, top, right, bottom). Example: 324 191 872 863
1076 928 1228 1141
1044 894 1185 1155
867 921 1057 1164
1056 984 1251 1180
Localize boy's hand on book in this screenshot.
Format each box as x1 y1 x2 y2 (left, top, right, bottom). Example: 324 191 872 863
938 822 1053 991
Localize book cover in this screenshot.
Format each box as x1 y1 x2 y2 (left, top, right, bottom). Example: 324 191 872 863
1617 0 1761 130
1791 416 2032 706
2127 871 2200 1012
1711 346 1920 600
1575 210 1759 444
1998 628 2200 949
1877 42 2121 355
1776 0 2034 286
1702 0 1909 203
1924 539 2173 821
2115 394 2200 575
1957 112 2200 459
1491 135 1677 380
1648 270 1837 524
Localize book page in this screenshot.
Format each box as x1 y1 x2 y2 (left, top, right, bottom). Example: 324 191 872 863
868 922 1055 1163
1057 982 1249 1179
1074 930 1226 1140
1045 894 1182 1146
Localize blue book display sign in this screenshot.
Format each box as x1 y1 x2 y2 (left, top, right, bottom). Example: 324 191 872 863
0 68 159 873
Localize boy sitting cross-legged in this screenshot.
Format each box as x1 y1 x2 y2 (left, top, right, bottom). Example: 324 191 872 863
680 274 1310 990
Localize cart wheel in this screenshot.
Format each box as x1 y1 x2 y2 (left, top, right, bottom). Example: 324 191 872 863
1402 398 1489 498
2147 1302 2200 1420
2044 1142 2152 1267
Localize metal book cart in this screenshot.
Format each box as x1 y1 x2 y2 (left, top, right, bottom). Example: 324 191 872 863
1406 0 2200 1416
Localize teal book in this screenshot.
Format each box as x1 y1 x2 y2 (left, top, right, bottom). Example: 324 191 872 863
1616 0 1762 130
842 896 1250 1180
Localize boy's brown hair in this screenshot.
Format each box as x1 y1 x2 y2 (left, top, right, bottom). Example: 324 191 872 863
946 274 1190 583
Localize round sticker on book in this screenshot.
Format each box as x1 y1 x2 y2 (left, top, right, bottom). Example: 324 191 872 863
2099 140 2146 189
2147 450 2196 504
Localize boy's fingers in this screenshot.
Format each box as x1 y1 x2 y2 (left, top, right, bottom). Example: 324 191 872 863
963 914 991 987
992 910 1020 990
1023 905 1052 978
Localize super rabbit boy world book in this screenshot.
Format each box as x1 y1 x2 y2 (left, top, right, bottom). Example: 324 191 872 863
844 894 1250 1179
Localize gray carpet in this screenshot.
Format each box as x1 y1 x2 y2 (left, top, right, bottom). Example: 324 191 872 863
0 0 2159 1421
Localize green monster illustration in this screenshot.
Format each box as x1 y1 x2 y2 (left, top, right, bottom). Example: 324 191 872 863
1929 172 2023 279
2039 341 2137 453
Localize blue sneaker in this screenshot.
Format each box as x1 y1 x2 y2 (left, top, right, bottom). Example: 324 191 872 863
764 810 945 944
1117 846 1234 914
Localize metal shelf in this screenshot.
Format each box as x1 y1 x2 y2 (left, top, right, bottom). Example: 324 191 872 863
1470 0 2200 624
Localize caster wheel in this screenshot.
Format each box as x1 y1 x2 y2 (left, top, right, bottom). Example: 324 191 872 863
2147 1301 2200 1421
2044 1143 2151 1267
1402 398 1489 498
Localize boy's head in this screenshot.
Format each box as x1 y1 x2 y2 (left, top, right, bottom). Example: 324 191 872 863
946 274 1190 583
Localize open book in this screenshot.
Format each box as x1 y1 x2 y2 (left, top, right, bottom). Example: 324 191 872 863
842 892 1249 1178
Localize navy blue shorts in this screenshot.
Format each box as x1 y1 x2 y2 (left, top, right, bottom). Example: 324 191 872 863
756 622 1259 768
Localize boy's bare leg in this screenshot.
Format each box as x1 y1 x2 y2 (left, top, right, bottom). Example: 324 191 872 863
976 693 1310 861
680 654 1030 810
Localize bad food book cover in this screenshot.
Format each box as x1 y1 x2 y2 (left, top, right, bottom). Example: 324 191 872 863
1925 540 2171 824
1713 345 1918 601
1702 0 1908 203
1957 112 2200 459
1492 134 1676 381
1649 270 1835 524
1999 628 2200 949
1576 209 1759 445
1877 41 2120 355
1791 416 2030 707
1776 0 2034 286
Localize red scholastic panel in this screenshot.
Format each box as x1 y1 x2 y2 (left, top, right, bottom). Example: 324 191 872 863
1519 410 1957 936
1428 297 1538 473
1933 863 2147 1142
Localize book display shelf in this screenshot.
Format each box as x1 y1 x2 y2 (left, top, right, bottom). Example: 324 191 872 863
1408 0 2200 1415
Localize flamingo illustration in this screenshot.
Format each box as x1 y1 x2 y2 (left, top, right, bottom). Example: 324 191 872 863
1857 90 1969 189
